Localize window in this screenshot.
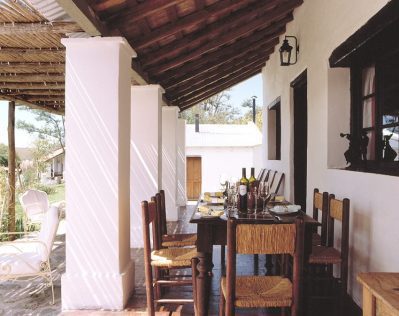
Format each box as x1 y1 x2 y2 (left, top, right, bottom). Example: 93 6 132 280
268 98 281 160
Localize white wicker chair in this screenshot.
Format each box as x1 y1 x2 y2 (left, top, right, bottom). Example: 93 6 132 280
19 189 49 232
0 205 60 304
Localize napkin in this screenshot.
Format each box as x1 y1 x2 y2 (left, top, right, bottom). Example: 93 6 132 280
203 195 224 204
198 205 225 216
204 191 224 197
274 195 285 202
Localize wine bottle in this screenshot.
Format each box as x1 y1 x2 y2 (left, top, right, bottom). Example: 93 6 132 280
249 167 256 189
239 168 248 212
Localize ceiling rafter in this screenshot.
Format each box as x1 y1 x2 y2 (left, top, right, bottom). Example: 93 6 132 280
0 22 82 34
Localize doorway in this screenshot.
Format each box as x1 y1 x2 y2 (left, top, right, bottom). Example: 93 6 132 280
186 157 201 200
291 70 308 211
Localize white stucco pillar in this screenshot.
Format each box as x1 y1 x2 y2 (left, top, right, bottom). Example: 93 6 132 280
61 37 135 310
130 85 163 247
176 118 186 207
162 106 179 221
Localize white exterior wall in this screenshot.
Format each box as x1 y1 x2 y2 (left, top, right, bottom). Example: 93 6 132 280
186 146 259 193
261 0 397 307
162 106 179 221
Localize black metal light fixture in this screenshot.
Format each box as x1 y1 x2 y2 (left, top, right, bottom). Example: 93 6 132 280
279 36 299 66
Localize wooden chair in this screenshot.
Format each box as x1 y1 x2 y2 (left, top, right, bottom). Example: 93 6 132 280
270 171 284 194
260 169 271 182
308 195 350 306
267 170 276 185
158 190 197 247
257 168 265 181
142 199 198 315
311 189 329 246
220 217 305 316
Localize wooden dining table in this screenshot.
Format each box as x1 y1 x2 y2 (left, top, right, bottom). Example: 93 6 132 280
190 197 320 316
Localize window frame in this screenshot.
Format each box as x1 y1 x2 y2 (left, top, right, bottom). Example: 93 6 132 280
268 97 281 161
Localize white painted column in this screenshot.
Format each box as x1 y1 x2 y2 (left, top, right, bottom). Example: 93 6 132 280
61 37 135 310
130 85 163 247
162 106 179 221
176 118 186 206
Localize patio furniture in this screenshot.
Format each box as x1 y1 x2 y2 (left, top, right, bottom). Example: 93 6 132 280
267 170 277 185
157 191 197 247
357 272 399 316
270 171 284 194
312 188 329 246
256 168 265 181
19 189 49 232
141 199 198 315
308 195 350 310
0 204 61 304
219 217 305 315
190 201 320 316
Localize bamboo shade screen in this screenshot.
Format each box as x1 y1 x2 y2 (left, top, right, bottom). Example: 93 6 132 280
236 223 296 255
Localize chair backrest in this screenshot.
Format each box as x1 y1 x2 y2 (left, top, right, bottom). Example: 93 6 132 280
19 189 49 218
259 169 270 182
327 195 350 255
37 205 60 261
152 194 163 250
226 218 304 314
270 172 284 194
257 169 265 181
159 190 168 236
313 188 329 245
266 170 276 184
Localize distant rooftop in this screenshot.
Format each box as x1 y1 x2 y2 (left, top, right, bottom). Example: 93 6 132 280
186 122 262 147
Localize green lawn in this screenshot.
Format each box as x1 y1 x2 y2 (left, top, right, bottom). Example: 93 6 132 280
15 183 65 219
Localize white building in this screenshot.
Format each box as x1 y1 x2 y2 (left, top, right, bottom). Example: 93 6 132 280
185 122 262 197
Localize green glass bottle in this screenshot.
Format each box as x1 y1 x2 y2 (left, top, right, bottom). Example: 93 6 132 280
239 168 248 212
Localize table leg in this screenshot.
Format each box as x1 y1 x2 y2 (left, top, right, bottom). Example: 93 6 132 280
362 286 376 316
196 252 211 316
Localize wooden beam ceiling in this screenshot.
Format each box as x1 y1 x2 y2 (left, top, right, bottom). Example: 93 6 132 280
0 22 82 34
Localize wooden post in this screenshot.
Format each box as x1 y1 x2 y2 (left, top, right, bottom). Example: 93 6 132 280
7 101 16 236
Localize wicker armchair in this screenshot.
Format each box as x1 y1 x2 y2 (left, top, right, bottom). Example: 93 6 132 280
219 217 305 316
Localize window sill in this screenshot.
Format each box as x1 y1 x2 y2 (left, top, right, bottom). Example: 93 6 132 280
339 162 399 177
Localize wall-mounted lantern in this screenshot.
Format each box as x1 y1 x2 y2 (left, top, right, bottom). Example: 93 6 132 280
279 36 299 66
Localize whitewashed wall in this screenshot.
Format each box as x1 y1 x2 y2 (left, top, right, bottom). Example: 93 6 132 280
261 0 396 307
186 146 260 193
176 119 187 206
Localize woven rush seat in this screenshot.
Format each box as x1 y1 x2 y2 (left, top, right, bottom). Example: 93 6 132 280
151 247 198 268
221 275 292 308
162 233 197 247
309 246 342 264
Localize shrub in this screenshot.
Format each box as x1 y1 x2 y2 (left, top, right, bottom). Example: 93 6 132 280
34 184 56 195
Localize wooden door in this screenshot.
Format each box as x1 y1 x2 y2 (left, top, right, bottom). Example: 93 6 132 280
292 70 308 211
186 157 201 200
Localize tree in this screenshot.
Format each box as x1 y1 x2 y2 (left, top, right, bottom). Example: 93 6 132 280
180 91 241 124
235 98 263 129
17 108 65 153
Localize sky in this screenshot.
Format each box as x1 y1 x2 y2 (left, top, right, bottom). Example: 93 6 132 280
0 73 263 148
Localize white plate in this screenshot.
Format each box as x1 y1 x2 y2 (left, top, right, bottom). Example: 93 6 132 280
270 205 301 215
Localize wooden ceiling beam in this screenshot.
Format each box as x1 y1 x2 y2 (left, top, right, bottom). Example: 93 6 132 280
132 0 249 50
24 96 65 102
0 22 82 35
178 68 261 111
0 82 64 89
142 0 297 69
0 94 63 114
1 89 65 96
175 65 262 106
159 33 281 88
169 59 266 102
55 0 110 36
167 52 271 98
0 47 65 55
0 74 64 82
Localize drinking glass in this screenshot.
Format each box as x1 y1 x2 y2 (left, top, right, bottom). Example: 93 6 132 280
259 182 271 214
219 173 228 192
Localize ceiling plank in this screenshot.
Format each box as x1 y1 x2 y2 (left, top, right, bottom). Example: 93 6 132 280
107 0 188 25
132 0 249 50
0 22 82 34
24 96 65 102
0 47 65 55
0 63 64 73
167 51 271 98
0 82 64 89
170 59 266 102
159 31 282 88
141 0 297 68
55 0 109 36
1 89 65 96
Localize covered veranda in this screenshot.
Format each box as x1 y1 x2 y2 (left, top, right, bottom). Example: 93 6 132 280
1 0 399 315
